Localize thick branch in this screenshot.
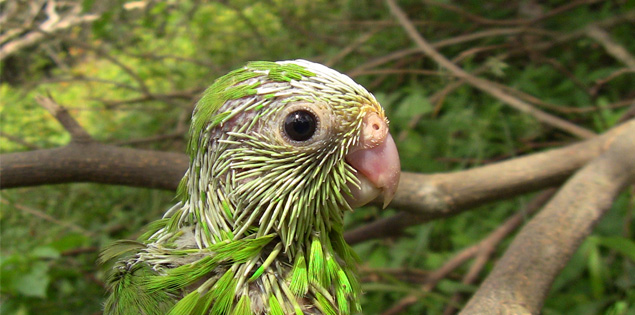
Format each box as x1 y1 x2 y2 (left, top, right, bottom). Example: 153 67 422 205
461 120 635 314
381 189 556 315
3 122 633 229
344 120 635 244
0 142 187 190
3 121 633 208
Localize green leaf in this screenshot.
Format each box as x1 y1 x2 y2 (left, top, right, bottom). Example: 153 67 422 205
31 247 60 259
587 241 605 298
393 90 432 124
595 236 635 262
48 233 90 252
15 261 50 298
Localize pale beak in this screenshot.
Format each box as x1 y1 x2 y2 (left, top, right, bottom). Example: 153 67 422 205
345 111 401 208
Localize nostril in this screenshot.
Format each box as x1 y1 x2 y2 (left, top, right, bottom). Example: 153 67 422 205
372 123 380 130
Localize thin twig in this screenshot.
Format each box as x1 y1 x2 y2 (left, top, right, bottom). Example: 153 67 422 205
33 75 144 93
349 27 550 77
61 246 99 256
0 1 99 60
450 44 512 64
617 104 635 124
491 82 634 114
423 0 607 26
0 197 93 237
352 68 446 77
386 0 596 139
381 189 556 315
586 25 635 68
625 186 634 238
530 0 607 24
421 0 531 26
590 68 635 96
0 131 41 150
326 29 381 67
35 95 93 142
94 88 201 108
537 57 589 94
63 38 153 96
398 65 493 141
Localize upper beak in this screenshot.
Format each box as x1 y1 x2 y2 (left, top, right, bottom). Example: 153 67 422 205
345 111 401 208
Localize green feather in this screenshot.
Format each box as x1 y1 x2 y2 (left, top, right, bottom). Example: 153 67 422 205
325 254 339 288
146 256 217 292
344 268 361 305
191 288 215 315
98 240 144 265
249 264 266 281
103 59 380 314
337 269 352 294
188 74 260 156
138 218 170 241
246 61 316 80
335 268 355 314
330 228 361 267
249 242 281 281
231 294 252 315
314 290 337 315
165 207 184 234
188 61 316 158
308 237 325 286
167 290 200 315
176 175 188 202
289 253 308 295
268 295 284 315
222 200 233 219
209 269 237 315
212 234 274 262
104 264 173 315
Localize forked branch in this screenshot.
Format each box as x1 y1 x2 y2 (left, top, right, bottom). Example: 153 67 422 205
461 118 635 314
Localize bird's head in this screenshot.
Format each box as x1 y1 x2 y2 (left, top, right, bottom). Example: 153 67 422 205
180 60 400 246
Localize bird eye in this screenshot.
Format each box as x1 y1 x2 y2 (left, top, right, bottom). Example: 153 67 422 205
284 110 317 142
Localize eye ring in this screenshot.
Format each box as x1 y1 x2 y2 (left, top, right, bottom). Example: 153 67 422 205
284 110 318 142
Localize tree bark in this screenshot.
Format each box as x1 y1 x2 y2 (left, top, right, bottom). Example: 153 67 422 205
1 142 187 190
460 120 635 314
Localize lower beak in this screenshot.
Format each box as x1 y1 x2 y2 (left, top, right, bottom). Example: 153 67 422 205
345 112 401 208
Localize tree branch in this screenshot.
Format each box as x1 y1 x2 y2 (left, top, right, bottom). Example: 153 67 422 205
586 25 635 68
0 1 99 60
381 189 556 315
3 120 633 244
344 120 634 244
460 119 635 314
385 0 597 139
35 95 93 142
0 142 187 190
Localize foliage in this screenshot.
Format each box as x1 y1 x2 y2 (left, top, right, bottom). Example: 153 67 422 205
1 0 633 314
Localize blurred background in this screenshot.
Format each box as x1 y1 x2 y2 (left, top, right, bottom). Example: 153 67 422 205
1 0 634 314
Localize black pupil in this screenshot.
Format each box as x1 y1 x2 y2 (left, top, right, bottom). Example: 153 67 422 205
284 110 317 141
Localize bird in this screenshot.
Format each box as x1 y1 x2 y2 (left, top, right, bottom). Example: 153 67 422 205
100 59 400 315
